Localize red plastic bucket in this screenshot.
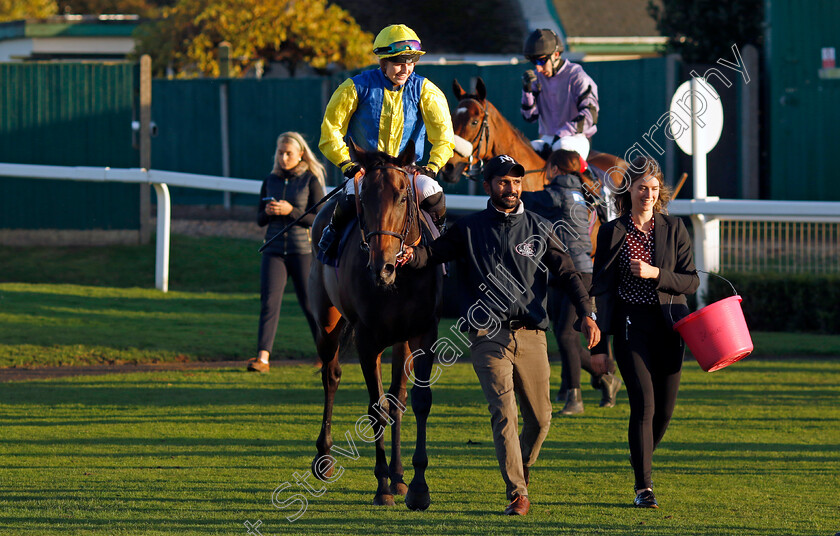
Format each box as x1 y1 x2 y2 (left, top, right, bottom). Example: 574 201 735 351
673 295 753 372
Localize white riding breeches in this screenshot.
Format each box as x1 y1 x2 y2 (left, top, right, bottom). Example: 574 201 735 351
343 171 442 201
530 133 591 160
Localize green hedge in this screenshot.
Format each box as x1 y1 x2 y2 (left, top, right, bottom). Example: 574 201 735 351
704 272 840 333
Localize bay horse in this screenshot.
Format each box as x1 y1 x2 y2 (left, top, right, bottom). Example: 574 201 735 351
441 77 630 257
308 140 442 510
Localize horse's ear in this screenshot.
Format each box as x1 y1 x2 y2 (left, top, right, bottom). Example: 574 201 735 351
475 78 486 101
348 138 364 162
396 143 415 168
452 79 465 100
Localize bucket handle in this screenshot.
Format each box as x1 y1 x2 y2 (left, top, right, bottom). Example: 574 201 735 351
669 270 739 326
697 269 739 297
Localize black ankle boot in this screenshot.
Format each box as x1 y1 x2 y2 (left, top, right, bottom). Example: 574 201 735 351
558 388 583 415
598 372 622 408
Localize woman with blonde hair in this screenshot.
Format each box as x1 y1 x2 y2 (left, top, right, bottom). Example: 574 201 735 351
588 156 699 507
248 132 326 372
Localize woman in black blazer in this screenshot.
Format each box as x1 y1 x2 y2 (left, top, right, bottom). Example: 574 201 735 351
589 156 699 508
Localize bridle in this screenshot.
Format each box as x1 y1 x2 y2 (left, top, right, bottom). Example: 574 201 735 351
459 98 490 180
354 164 421 258
458 98 543 179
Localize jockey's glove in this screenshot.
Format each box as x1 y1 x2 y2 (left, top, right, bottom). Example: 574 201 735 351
522 70 540 94
342 162 363 179
416 164 437 178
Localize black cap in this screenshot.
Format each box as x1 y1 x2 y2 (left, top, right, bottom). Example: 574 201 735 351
523 29 563 58
483 155 525 181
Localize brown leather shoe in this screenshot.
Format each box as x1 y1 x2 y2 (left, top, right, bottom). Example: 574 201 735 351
504 494 530 515
247 359 270 373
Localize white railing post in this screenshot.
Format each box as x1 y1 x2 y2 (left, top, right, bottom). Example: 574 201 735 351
691 210 720 307
153 182 171 292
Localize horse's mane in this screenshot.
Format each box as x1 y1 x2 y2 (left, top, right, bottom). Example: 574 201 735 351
357 150 394 169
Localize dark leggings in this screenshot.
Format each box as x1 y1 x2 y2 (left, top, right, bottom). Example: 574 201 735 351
257 253 318 353
612 303 684 490
549 273 613 389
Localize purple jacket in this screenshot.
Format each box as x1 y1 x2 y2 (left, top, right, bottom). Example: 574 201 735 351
521 61 599 139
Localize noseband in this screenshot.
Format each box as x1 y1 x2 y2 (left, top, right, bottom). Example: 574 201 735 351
355 164 420 257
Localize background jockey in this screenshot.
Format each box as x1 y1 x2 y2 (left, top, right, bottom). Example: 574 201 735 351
317 24 455 261
520 29 599 161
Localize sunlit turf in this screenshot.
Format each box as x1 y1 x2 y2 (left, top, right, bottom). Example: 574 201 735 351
0 360 837 535
3 235 840 368
3 281 840 368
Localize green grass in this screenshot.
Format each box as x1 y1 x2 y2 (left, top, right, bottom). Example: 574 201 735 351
3 281 840 368
2 231 840 367
0 360 838 535
0 235 263 293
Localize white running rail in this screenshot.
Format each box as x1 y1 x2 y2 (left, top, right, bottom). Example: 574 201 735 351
3 163 840 299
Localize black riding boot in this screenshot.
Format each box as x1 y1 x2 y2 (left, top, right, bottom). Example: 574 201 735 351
317 192 356 261
420 191 447 234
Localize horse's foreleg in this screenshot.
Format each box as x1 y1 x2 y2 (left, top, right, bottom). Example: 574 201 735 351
313 308 344 481
359 349 395 506
405 332 435 511
387 342 410 496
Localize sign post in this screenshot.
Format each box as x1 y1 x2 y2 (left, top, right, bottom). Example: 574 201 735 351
670 77 724 306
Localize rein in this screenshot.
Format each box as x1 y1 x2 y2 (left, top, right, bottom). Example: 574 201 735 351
355 164 421 258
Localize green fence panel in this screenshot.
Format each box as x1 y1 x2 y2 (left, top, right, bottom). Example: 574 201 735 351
582 57 673 160
0 62 139 230
766 0 840 200
228 78 326 181
151 77 328 205
150 79 225 205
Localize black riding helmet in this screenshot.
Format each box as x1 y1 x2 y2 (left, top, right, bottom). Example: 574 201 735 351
523 29 564 69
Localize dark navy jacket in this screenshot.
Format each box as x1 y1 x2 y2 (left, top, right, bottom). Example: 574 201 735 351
408 200 592 331
521 172 593 273
258 163 325 256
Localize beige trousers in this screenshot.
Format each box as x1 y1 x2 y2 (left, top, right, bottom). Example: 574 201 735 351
470 327 552 500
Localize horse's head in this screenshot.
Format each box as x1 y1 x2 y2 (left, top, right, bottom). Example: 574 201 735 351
350 140 417 288
440 78 489 184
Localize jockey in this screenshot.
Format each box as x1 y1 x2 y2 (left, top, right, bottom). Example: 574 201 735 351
520 29 599 161
317 24 455 261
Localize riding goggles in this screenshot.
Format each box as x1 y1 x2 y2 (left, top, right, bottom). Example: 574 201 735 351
374 39 422 57
528 55 550 66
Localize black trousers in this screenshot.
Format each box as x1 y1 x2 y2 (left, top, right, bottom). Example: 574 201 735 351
549 273 613 389
257 252 318 354
612 302 684 491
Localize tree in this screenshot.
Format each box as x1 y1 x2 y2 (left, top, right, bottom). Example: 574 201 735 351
648 0 763 63
132 0 374 78
0 0 57 22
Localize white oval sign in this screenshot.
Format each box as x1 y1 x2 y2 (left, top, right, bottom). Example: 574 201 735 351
669 78 724 156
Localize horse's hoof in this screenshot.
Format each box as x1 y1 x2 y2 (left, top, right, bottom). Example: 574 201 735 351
405 489 431 511
391 481 408 496
311 456 333 482
373 494 396 506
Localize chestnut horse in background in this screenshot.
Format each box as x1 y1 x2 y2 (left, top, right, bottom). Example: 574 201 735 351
440 77 630 257
308 141 442 510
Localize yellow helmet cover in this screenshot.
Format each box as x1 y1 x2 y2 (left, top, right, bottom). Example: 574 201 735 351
373 24 425 59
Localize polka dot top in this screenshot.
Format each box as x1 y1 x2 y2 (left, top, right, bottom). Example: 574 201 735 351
618 214 658 305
